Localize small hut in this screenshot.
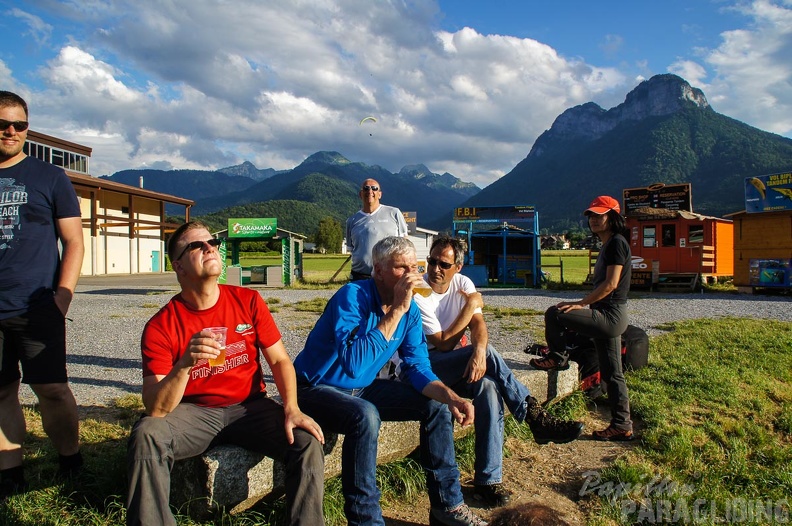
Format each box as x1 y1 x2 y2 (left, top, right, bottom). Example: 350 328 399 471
625 207 733 289
727 209 792 292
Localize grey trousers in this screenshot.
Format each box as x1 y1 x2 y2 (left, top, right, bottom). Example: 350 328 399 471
545 303 632 430
126 395 325 525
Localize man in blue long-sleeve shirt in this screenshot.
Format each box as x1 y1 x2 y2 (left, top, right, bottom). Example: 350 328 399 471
294 236 487 526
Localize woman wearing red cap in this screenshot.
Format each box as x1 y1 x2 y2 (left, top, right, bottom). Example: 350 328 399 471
530 195 633 441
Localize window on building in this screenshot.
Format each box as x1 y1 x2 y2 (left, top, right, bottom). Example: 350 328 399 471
22 140 89 174
643 226 656 248
688 225 704 243
661 225 676 247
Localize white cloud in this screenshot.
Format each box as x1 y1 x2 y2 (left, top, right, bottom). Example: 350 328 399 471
668 60 709 87
698 0 792 134
10 8 52 47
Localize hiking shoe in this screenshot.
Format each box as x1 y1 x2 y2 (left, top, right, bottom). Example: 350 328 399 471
593 425 634 442
526 397 584 445
473 483 511 508
429 503 488 526
529 356 569 371
524 343 549 356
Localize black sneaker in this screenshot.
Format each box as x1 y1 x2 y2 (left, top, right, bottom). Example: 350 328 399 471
429 503 488 526
526 397 584 445
473 483 511 508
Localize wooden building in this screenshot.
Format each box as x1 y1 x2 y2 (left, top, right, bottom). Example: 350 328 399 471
727 209 792 291
25 130 193 275
626 207 733 284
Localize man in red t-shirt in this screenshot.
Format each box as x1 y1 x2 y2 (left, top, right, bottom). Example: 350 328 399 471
126 221 325 526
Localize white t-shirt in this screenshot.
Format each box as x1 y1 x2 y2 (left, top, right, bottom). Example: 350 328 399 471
413 273 482 350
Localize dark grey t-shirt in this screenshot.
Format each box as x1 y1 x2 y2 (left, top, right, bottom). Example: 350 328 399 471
591 233 631 307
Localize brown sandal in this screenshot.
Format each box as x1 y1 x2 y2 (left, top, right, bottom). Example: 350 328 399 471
529 357 569 371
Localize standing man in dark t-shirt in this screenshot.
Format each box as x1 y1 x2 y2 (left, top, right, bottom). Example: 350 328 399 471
0 91 86 501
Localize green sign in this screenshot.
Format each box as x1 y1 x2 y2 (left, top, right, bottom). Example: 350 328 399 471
228 218 277 238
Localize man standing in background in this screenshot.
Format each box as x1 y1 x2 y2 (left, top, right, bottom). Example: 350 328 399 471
0 91 85 500
346 178 408 280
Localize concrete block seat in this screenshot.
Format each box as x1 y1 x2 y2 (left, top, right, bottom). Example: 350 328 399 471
170 353 578 518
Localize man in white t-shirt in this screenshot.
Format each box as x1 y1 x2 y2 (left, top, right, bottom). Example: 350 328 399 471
346 178 408 280
413 235 584 508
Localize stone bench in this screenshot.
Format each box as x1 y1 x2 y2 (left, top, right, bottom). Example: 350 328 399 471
171 353 578 518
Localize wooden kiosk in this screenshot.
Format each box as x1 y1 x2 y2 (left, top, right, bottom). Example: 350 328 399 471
452 205 541 287
215 218 305 287
728 171 792 293
623 183 733 291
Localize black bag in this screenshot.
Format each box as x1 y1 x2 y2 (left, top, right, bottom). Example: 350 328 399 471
532 325 649 398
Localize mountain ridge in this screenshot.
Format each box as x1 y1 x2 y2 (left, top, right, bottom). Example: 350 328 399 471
460 74 792 231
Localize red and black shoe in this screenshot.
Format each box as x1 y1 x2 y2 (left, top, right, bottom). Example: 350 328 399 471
529 356 569 371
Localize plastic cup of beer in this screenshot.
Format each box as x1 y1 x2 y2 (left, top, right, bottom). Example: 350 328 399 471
413 281 433 298
204 327 228 367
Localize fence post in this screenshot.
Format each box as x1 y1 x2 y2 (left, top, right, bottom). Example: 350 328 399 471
560 258 564 285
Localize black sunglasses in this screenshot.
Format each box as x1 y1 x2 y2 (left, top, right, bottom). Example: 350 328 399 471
175 238 222 261
0 120 29 132
361 185 380 191
427 257 454 270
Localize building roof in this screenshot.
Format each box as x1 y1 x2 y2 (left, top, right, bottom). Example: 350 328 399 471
67 172 194 206
213 228 307 240
628 207 731 222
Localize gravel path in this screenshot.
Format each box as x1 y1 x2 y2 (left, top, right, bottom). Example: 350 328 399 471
18 277 792 408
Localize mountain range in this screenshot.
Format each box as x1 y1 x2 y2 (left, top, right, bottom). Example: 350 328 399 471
100 73 792 235
465 74 792 230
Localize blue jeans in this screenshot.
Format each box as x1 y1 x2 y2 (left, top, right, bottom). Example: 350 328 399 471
429 345 530 485
296 379 464 526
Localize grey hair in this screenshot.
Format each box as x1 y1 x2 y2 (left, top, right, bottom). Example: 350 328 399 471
372 236 416 275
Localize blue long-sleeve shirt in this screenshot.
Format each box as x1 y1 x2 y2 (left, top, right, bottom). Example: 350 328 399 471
293 279 438 393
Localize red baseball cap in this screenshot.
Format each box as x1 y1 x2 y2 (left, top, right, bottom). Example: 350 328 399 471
585 195 620 215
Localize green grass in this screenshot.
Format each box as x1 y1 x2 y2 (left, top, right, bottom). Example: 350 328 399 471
231 251 593 287
6 318 789 525
587 318 792 525
540 250 592 285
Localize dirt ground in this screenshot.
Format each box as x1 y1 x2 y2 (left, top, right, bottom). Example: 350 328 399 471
381 404 638 526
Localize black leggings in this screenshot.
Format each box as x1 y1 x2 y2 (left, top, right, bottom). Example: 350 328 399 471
545 304 632 430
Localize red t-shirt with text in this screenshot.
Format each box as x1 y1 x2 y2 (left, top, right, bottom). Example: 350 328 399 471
141 285 281 407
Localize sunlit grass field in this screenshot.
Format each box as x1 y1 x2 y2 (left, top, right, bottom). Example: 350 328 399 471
232 251 594 286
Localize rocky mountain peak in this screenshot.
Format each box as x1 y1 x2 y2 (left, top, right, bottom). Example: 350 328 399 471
531 74 711 155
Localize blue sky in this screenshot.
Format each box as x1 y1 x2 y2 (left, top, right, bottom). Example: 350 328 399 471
1 0 790 187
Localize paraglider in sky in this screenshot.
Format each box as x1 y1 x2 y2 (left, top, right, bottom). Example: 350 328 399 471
360 116 377 136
